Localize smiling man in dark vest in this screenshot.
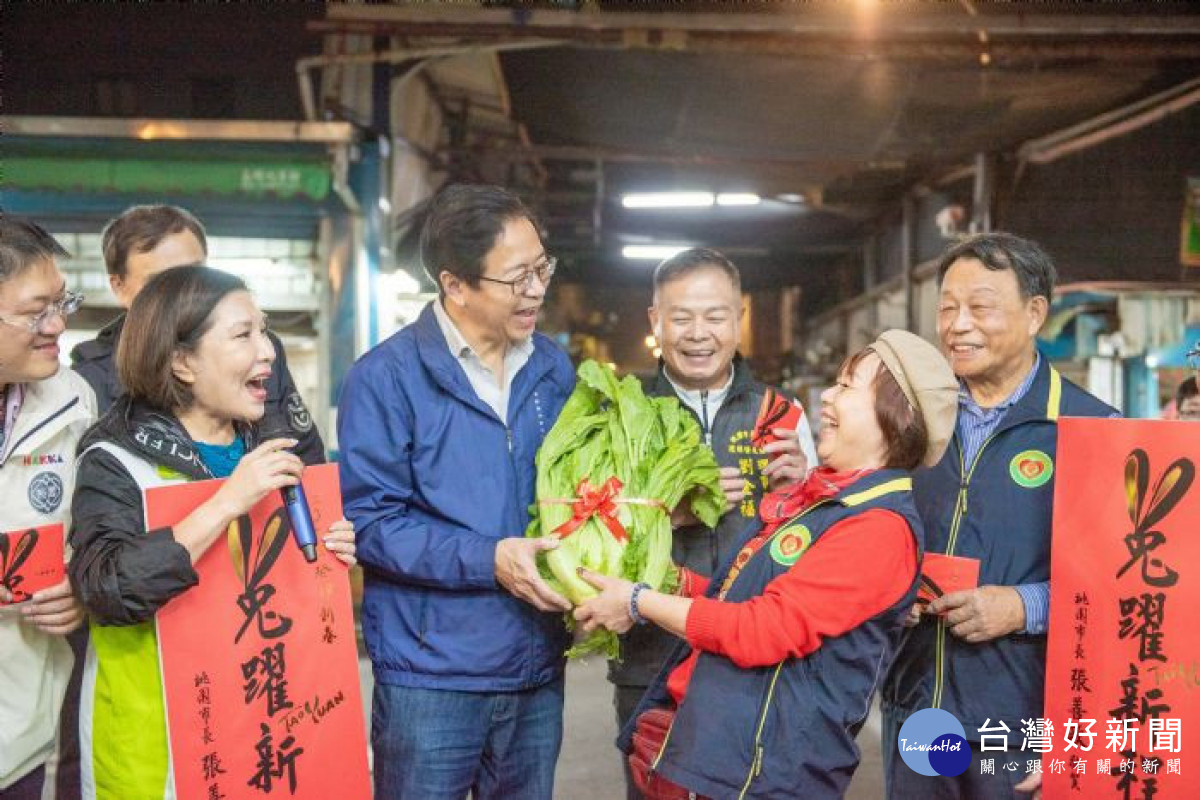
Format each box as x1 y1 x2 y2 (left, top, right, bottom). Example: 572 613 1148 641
881 233 1118 800
609 247 818 799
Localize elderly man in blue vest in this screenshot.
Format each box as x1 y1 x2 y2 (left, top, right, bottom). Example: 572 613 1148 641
881 232 1117 799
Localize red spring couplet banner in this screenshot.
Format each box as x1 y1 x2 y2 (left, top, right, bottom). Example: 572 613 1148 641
148 463 371 800
0 522 64 604
1045 419 1198 799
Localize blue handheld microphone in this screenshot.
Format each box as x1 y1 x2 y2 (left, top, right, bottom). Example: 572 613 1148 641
263 421 318 563
282 481 318 563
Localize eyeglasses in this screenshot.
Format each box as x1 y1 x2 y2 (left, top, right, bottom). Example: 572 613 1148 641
0 291 84 334
477 257 557 295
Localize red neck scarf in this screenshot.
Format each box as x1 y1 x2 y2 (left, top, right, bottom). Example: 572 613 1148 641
758 466 876 536
716 466 879 599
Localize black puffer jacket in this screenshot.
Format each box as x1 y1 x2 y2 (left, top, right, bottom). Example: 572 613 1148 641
71 313 325 464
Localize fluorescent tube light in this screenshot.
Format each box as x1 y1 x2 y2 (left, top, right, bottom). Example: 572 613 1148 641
716 193 761 206
622 245 691 260
621 192 714 209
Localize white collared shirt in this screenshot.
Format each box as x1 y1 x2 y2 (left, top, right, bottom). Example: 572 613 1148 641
433 300 534 423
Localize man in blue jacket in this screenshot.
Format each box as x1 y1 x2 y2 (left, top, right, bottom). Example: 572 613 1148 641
338 184 576 800
881 232 1117 799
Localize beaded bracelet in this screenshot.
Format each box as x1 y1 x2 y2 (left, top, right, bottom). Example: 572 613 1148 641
629 582 652 626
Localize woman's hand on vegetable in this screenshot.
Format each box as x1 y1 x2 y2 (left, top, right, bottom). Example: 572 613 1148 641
22 578 85 635
322 519 356 567
574 568 636 635
718 466 744 511
212 438 303 519
495 537 572 613
761 427 809 489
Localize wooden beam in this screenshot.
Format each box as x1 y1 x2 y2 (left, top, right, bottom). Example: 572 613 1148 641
311 21 1200 61
324 5 1200 38
441 142 886 172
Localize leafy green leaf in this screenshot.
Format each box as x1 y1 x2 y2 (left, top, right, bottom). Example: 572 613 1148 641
528 360 725 657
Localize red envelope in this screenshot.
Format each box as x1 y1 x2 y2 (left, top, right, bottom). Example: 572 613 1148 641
916 553 980 609
1 523 65 604
752 388 802 449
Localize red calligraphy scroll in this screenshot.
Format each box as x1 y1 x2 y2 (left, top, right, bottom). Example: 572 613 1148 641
1045 419 1199 799
0 523 64 604
150 464 370 800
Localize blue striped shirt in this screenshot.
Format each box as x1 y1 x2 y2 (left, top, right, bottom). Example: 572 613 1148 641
955 354 1048 635
956 353 1041 468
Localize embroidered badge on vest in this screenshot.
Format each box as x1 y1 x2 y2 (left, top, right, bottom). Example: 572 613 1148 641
20 453 65 466
728 429 761 456
769 522 813 566
286 392 314 433
28 471 64 514
1010 449 1054 488
727 430 769 517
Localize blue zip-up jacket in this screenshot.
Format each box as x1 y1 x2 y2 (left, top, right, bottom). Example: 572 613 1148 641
338 303 575 691
620 470 924 799
882 360 1116 744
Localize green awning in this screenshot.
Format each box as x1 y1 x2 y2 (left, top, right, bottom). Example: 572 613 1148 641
4 139 333 201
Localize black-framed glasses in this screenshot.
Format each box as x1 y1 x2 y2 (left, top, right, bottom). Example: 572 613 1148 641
0 291 84 334
477 257 557 295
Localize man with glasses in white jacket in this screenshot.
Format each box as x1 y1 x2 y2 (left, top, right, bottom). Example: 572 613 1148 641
0 217 95 800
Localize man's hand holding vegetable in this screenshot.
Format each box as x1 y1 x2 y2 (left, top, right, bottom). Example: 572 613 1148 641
496 536 572 612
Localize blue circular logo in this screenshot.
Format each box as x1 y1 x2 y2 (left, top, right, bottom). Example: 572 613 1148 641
897 708 971 777
28 471 64 515
929 733 972 777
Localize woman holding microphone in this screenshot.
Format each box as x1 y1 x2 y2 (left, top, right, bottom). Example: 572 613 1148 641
68 265 356 800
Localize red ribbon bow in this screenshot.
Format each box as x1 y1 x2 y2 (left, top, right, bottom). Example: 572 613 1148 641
552 477 629 543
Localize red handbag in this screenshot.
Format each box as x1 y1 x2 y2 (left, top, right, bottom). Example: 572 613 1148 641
628 707 708 800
